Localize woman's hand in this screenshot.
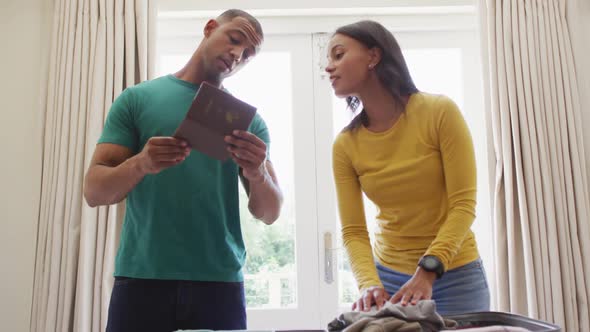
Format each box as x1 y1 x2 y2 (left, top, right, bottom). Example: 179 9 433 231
352 286 390 311
390 268 436 306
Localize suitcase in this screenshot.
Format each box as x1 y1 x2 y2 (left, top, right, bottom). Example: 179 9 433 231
445 311 561 331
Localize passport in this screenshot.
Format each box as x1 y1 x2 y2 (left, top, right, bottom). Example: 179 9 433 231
173 81 257 161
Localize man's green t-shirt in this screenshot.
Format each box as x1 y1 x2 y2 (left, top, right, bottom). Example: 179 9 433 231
98 74 270 282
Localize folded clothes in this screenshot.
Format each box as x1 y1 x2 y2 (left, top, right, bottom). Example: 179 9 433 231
327 300 457 332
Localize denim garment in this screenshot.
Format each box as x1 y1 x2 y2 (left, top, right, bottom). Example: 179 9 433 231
377 258 490 315
106 277 246 332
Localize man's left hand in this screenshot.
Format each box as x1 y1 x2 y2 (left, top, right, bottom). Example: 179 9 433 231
225 130 267 182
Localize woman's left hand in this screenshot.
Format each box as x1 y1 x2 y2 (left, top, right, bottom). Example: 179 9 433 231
390 268 437 306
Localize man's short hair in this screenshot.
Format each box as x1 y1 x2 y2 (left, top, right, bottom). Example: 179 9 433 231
217 9 264 41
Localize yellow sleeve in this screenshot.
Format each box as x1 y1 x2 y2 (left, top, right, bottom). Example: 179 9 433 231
332 135 382 290
425 97 477 269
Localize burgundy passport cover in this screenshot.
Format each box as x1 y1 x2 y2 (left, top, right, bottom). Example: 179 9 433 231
173 82 257 161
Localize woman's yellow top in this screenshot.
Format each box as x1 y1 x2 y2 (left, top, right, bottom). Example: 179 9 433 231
332 92 479 290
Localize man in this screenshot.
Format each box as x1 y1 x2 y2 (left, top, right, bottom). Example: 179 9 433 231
83 9 283 332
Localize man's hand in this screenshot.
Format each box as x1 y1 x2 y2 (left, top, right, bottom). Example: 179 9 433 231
352 286 390 312
137 137 191 175
224 130 267 182
390 267 436 306
224 130 282 224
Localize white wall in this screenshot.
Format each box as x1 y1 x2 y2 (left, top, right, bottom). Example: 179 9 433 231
0 0 51 330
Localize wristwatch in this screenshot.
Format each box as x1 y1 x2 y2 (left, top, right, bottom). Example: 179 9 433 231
418 255 445 279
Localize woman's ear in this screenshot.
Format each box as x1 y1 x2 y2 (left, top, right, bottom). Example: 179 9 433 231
203 19 219 38
368 47 382 68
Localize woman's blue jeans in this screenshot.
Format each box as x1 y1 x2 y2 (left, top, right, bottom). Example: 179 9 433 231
376 258 491 315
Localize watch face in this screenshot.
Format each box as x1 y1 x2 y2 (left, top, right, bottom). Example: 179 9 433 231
423 257 438 270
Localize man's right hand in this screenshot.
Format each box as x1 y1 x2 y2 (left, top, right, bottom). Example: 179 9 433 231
352 286 389 312
136 137 191 175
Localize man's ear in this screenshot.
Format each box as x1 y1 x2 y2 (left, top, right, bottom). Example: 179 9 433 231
203 19 219 37
368 47 382 67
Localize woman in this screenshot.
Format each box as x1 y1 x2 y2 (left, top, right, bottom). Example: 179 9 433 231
326 20 490 315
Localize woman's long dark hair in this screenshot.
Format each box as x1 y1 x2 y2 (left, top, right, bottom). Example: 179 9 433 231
334 20 418 130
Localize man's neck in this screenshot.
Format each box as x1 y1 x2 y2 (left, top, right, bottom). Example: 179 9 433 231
174 50 222 87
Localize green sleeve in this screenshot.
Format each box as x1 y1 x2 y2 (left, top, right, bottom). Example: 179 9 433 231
248 113 271 160
97 88 139 152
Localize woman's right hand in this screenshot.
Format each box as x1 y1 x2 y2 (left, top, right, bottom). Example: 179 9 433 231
352 286 390 312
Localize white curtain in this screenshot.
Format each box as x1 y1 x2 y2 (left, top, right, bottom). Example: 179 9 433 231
30 0 156 331
478 0 590 331
566 0 590 187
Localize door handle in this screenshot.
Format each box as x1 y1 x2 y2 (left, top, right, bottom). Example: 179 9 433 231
324 232 334 284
